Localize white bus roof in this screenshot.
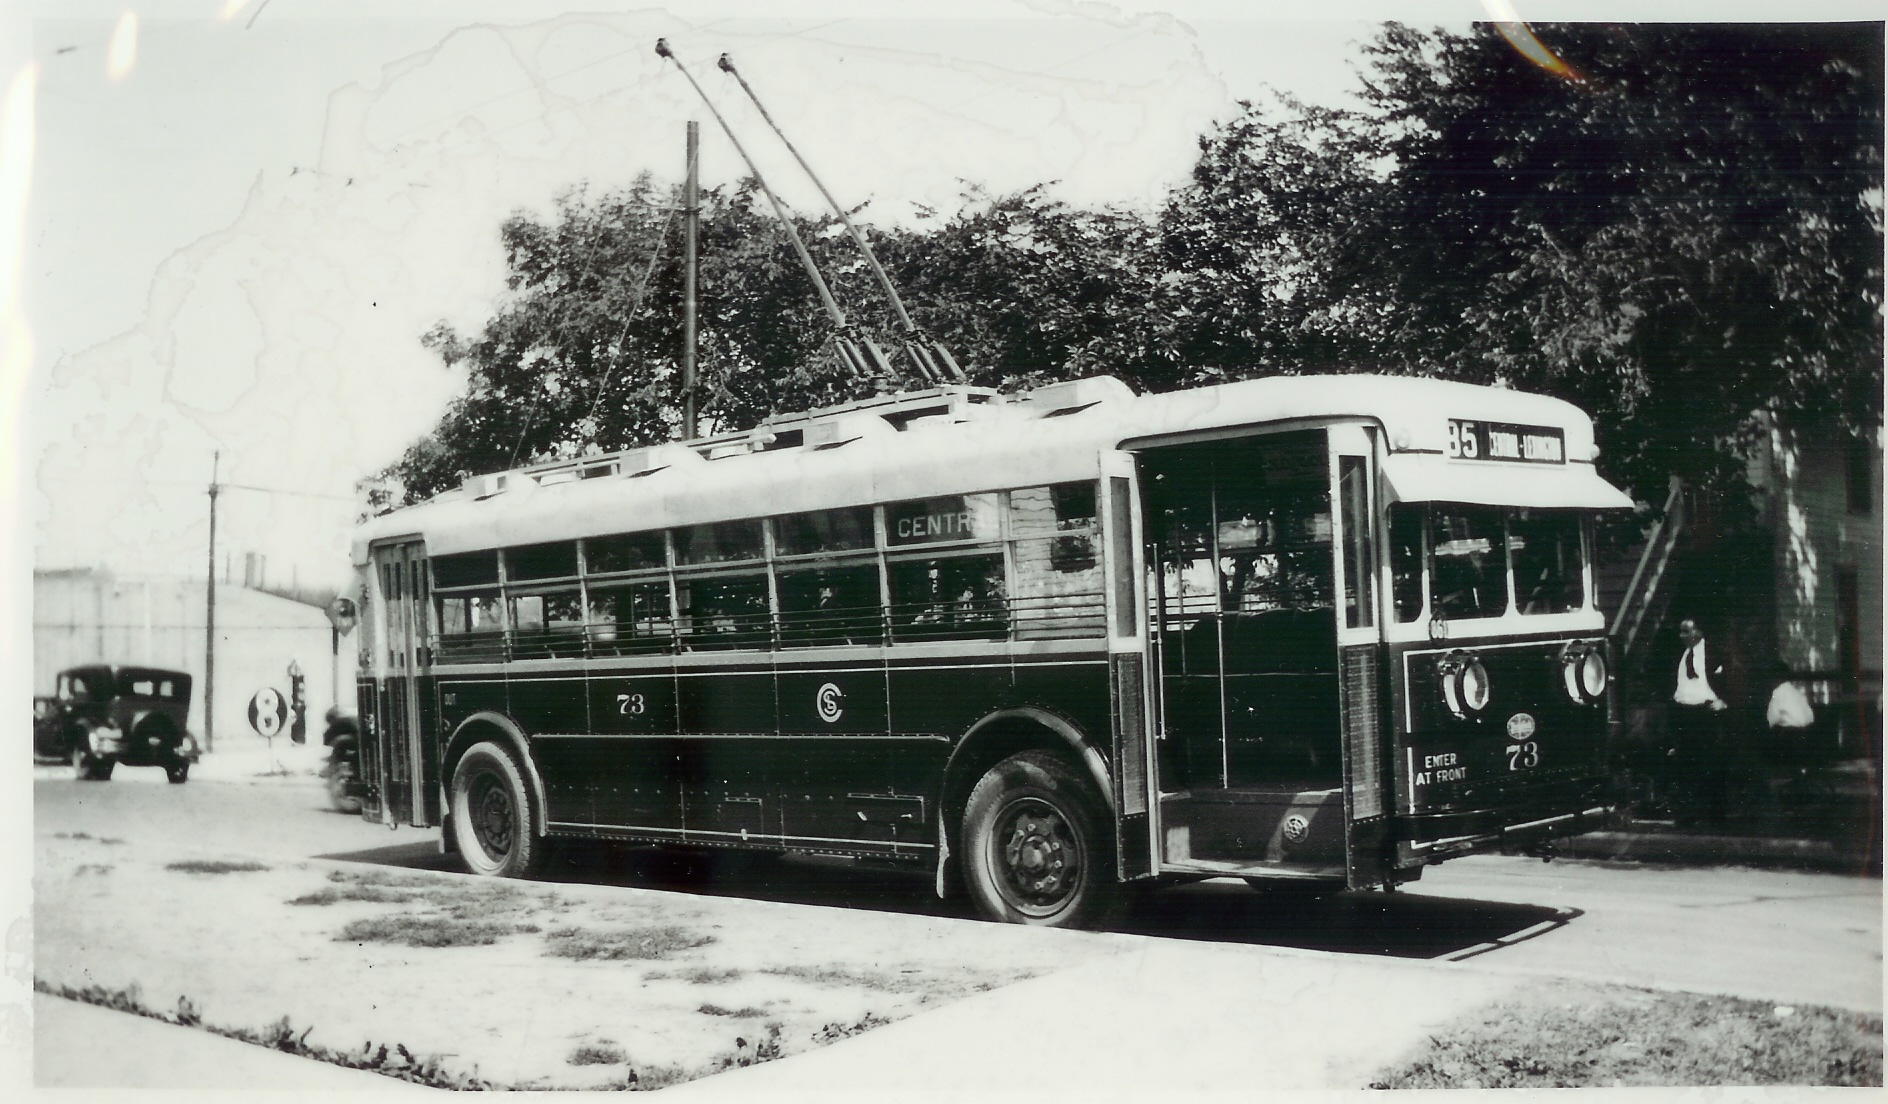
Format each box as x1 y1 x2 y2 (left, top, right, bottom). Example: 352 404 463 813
353 374 1632 563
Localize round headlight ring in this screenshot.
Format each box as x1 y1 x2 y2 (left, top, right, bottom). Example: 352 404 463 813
1461 657 1491 713
1438 654 1467 720
1579 647 1609 701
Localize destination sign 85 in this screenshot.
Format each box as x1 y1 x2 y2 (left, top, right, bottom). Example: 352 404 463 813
1446 419 1566 465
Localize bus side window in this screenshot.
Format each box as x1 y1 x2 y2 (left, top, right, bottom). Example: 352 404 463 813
587 581 673 654
1389 503 1425 623
777 564 883 646
676 576 770 649
887 555 1007 641
1009 482 1104 640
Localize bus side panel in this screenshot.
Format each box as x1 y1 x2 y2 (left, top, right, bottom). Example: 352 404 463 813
886 660 1013 737
1011 659 1111 755
417 672 443 825
506 673 591 825
577 672 681 832
677 667 779 841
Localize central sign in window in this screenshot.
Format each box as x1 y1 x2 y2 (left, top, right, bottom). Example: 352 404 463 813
886 494 1000 546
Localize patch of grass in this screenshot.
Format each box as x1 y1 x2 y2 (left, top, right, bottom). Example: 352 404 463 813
337 914 530 948
543 925 715 961
166 860 270 874
568 1043 628 1066
698 1003 766 1018
1372 988 1883 1088
761 964 912 992
288 884 419 907
681 967 744 985
73 864 113 876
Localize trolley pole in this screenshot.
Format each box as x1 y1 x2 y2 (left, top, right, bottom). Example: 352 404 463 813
683 119 699 440
203 450 219 753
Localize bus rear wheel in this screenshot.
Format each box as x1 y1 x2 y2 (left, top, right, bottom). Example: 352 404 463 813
450 742 544 879
962 750 1119 929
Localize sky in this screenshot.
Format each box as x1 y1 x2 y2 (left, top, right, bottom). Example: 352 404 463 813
5 0 1878 593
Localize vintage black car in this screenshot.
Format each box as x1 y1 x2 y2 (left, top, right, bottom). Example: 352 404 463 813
34 665 198 783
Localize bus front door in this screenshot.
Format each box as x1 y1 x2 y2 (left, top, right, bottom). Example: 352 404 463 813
1142 427 1387 883
369 541 436 827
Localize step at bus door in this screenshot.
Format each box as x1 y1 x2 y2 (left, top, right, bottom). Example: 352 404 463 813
369 540 436 827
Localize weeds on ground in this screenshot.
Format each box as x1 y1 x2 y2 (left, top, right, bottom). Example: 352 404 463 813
544 925 714 961
569 1042 628 1066
337 914 534 948
73 864 113 876
698 1003 766 1018
288 884 419 906
35 978 492 1089
812 1012 894 1044
1372 988 1883 1088
166 860 270 874
52 832 123 843
761 964 915 992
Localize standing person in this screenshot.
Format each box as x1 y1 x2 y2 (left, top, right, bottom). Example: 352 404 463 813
1670 618 1732 826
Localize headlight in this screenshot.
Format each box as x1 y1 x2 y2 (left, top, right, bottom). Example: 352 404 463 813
177 735 196 754
1439 652 1492 720
1559 642 1608 706
1579 649 1609 700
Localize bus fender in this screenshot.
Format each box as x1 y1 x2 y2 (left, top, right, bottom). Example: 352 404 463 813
445 711 550 838
935 708 1114 898
946 706 1115 822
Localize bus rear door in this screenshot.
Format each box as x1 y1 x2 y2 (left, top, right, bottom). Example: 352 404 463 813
1139 425 1391 886
368 540 437 827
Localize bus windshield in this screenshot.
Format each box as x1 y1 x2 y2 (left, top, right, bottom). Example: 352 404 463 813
1390 503 1585 622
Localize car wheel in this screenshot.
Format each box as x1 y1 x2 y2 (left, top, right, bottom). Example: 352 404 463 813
326 757 362 814
165 762 190 784
961 750 1120 929
449 742 544 879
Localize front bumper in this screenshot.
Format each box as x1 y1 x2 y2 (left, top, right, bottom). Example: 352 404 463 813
1402 803 1620 863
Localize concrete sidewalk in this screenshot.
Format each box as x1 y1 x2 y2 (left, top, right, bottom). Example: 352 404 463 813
30 941 1525 1097
662 939 1526 1101
32 995 437 1092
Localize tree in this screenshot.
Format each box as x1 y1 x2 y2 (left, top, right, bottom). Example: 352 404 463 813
1349 22 1884 502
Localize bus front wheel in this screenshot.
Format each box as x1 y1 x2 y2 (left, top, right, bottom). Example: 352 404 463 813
450 742 544 879
961 750 1119 929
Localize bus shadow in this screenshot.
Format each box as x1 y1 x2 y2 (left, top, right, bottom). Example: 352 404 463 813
316 840 1575 960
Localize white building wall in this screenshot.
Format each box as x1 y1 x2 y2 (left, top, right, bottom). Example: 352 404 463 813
33 571 360 744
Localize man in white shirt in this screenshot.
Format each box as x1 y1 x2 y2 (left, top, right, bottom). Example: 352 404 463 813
1669 618 1730 826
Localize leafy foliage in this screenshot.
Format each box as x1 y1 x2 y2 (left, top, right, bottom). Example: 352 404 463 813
1351 22 1883 500
384 24 1882 510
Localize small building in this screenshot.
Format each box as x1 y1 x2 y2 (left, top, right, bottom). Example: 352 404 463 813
33 569 358 746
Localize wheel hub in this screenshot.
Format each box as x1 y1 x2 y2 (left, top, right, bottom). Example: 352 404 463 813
997 804 1078 909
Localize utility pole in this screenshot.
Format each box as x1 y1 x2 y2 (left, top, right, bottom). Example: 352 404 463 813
204 450 219 753
683 119 700 440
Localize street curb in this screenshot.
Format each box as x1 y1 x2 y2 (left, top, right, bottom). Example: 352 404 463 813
1559 829 1876 874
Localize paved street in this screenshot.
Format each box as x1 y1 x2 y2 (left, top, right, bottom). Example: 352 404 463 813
35 762 1882 1016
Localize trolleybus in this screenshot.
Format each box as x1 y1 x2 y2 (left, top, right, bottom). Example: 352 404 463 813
350 373 1632 927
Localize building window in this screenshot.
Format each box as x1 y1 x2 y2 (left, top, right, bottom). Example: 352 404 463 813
1837 567 1861 676
1846 437 1873 517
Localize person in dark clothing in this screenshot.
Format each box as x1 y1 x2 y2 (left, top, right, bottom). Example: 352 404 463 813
1669 618 1733 826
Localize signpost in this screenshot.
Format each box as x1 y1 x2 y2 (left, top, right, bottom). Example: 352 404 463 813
248 686 289 774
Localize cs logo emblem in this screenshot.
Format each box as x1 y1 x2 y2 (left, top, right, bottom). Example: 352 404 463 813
816 682 845 724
